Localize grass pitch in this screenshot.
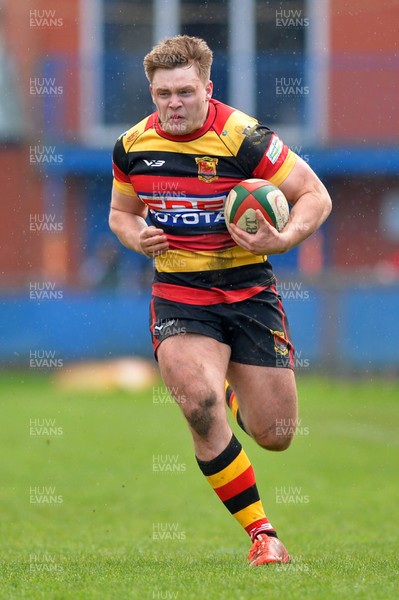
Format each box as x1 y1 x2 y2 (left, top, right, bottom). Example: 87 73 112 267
0 372 397 599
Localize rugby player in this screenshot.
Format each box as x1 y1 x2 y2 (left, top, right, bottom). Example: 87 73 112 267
109 35 332 566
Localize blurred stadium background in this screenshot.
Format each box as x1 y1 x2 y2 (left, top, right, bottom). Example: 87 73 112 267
1 0 399 376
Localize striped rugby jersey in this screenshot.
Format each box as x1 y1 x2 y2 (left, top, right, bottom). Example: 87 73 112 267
112 99 297 305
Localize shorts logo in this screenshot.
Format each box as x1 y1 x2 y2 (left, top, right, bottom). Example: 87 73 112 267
195 156 219 183
153 319 187 339
270 329 289 355
154 319 176 333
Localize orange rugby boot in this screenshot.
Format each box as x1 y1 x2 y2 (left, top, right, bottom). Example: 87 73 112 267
248 534 291 566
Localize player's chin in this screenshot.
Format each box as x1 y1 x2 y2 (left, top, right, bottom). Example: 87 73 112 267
165 119 188 135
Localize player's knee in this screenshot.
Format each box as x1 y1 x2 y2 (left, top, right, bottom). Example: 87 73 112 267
252 426 294 452
255 433 293 451
183 392 218 439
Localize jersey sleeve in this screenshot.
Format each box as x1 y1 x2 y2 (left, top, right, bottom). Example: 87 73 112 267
236 124 297 187
112 135 136 196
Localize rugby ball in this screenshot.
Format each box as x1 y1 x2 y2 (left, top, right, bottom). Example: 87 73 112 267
224 179 289 233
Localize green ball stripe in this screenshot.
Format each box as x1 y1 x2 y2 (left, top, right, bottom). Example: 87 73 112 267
228 184 279 228
253 188 278 228
228 185 250 221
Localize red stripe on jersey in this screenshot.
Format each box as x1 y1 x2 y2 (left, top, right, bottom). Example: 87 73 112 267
152 102 217 142
152 282 268 305
144 100 232 140
145 114 156 131
112 161 131 183
134 175 242 198
252 139 289 181
212 101 236 135
214 465 255 502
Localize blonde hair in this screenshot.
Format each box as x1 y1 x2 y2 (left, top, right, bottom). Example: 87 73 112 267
143 35 213 83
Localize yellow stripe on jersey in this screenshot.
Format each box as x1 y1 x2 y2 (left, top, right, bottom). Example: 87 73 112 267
121 116 150 152
205 449 251 489
231 500 266 524
155 246 266 273
268 149 297 187
220 111 259 155
113 178 135 196
121 110 259 158
127 130 237 157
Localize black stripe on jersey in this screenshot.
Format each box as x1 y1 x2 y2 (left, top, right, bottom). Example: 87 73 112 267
154 263 275 290
235 125 274 175
113 137 129 175
124 151 249 180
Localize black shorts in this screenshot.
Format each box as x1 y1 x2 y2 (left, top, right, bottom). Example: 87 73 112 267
149 286 295 368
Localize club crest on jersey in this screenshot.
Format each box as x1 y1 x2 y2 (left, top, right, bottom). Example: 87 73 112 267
195 156 219 183
270 329 289 356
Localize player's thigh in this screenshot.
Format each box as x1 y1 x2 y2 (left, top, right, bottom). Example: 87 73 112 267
157 333 231 407
158 333 233 458
227 362 297 449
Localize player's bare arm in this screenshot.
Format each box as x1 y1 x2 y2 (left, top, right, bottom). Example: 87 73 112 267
228 156 332 255
109 186 169 257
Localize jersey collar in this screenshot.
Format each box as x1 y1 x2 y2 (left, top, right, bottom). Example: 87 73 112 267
153 100 216 142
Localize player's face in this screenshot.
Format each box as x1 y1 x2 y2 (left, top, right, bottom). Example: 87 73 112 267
150 64 213 136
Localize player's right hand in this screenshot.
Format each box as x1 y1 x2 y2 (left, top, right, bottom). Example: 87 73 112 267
139 226 169 257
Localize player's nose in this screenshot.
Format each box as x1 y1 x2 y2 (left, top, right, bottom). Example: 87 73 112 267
168 94 182 109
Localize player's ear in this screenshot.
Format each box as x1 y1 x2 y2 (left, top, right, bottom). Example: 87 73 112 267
149 84 155 103
205 80 213 100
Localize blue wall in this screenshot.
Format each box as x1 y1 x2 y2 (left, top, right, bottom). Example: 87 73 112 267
1 292 152 364
2 285 399 371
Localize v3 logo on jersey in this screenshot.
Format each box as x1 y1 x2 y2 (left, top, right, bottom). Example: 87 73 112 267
143 160 166 167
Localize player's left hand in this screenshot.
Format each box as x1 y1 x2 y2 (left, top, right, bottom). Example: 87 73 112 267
227 209 290 255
